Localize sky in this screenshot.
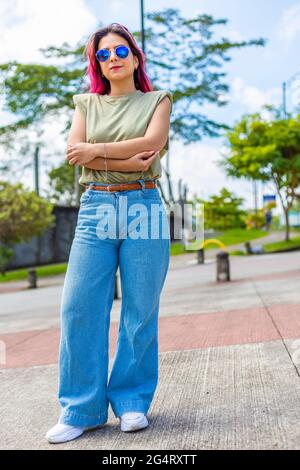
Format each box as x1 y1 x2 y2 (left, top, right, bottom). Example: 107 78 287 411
1 0 300 212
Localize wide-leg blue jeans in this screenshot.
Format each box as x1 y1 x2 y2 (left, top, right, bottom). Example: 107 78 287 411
57 179 170 427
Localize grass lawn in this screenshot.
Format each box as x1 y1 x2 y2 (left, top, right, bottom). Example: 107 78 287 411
171 228 268 255
263 236 300 252
0 263 67 283
230 234 300 255
212 228 268 247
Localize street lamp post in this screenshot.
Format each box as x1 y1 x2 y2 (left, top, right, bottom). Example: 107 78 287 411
282 71 300 118
140 0 145 55
253 179 258 229
34 145 40 196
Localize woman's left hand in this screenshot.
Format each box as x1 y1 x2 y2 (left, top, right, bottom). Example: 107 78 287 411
66 143 95 165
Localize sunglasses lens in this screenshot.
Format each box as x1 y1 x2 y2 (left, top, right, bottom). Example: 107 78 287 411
96 49 109 62
96 45 129 62
116 45 129 58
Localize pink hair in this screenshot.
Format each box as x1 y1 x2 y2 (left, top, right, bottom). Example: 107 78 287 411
83 22 154 94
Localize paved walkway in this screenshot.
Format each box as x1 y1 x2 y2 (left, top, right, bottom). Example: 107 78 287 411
1 243 300 449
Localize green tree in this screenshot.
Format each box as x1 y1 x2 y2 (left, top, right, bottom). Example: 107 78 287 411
0 181 55 273
0 9 266 203
46 160 83 205
245 209 265 230
198 187 246 230
220 112 300 241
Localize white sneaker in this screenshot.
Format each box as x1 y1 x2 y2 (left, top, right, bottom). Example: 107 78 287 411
45 423 85 443
120 412 149 432
45 421 107 444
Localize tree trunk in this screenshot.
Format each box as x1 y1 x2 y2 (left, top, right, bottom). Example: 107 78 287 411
284 207 290 242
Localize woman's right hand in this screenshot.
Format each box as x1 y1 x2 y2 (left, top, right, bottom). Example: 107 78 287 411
124 150 160 172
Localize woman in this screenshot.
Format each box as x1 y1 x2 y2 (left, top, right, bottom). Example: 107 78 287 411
46 22 173 444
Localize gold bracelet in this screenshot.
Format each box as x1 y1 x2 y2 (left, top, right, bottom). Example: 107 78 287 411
103 142 108 181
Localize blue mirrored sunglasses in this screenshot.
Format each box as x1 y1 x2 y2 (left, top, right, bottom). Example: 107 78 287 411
95 45 129 62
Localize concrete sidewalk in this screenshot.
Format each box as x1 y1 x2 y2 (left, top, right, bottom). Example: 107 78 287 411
1 250 300 449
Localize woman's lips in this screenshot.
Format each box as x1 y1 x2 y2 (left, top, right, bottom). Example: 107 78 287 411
111 66 122 70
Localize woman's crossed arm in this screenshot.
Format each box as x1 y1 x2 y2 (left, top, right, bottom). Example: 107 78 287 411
66 96 171 170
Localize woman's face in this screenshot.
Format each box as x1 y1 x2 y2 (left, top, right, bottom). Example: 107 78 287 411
97 33 138 84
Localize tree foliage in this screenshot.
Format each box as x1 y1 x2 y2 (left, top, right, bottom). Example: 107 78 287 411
0 181 55 272
198 187 247 230
220 112 300 240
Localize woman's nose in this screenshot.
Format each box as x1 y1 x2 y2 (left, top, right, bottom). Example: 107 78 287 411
110 50 118 60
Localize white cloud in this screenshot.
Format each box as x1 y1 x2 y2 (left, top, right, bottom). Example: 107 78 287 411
168 140 256 209
278 2 300 44
230 77 281 113
0 0 96 64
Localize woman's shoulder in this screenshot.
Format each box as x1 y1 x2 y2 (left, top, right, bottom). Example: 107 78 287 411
72 93 97 117
73 92 96 97
72 93 100 115
143 89 173 113
72 92 94 104
144 89 172 97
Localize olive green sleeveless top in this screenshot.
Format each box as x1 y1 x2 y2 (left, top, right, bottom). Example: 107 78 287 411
72 89 173 186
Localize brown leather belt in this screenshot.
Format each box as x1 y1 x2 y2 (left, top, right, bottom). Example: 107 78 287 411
84 180 157 192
